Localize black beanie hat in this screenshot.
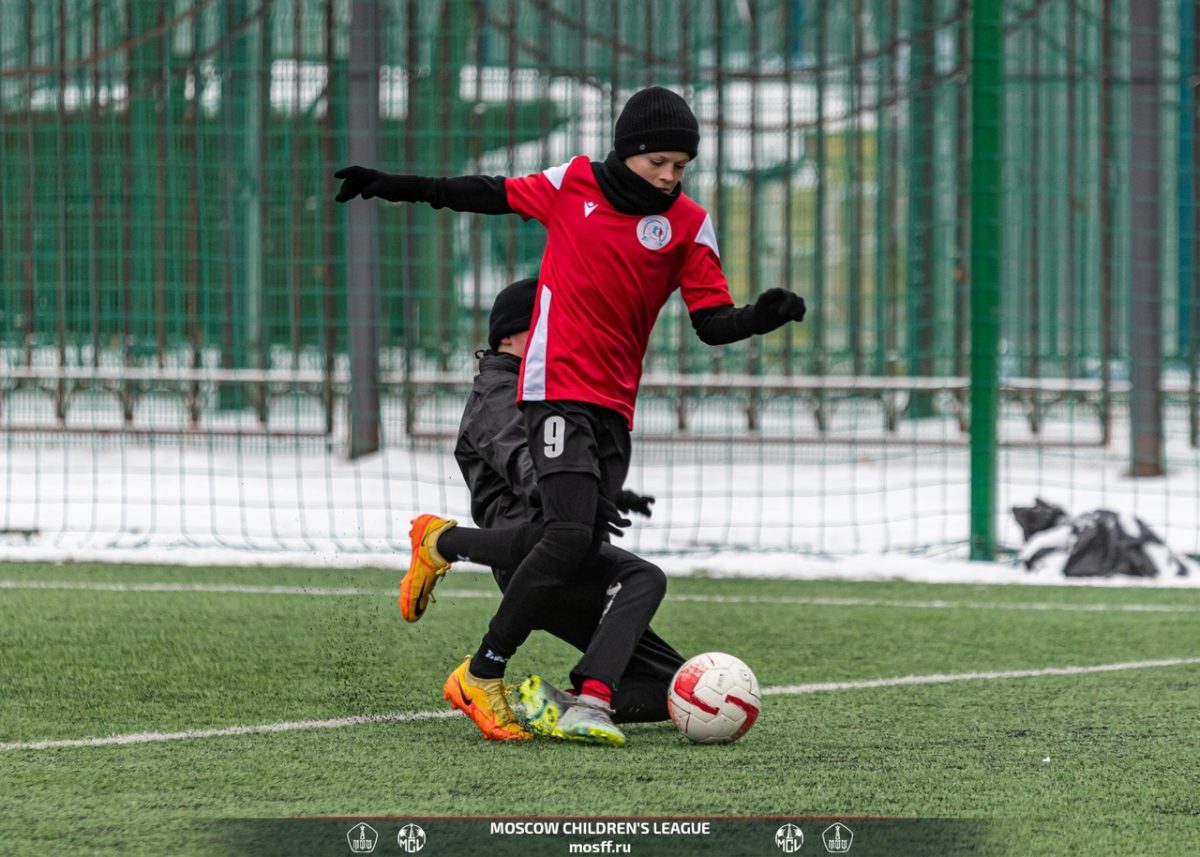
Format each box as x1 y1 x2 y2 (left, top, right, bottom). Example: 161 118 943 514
488 277 538 351
614 86 699 160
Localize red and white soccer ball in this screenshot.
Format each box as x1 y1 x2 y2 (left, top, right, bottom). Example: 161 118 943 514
667 652 762 744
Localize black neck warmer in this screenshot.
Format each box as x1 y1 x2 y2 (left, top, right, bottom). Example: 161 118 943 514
591 150 681 215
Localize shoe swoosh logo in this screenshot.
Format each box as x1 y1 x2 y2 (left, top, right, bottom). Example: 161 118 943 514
451 675 472 708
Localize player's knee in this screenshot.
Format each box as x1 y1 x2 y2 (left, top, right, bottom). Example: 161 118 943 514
617 559 666 600
635 562 667 607
539 522 598 567
644 563 667 600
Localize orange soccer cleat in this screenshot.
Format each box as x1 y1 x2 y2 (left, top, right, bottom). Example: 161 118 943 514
443 657 532 741
398 514 457 622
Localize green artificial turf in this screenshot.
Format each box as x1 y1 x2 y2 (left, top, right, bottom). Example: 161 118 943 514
1 561 1197 856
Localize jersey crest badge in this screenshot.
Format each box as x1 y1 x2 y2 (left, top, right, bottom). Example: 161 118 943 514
636 215 672 250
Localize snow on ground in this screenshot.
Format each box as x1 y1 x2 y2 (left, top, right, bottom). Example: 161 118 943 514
1 396 1197 587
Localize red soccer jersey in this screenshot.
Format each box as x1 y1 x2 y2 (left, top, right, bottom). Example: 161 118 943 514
505 155 733 428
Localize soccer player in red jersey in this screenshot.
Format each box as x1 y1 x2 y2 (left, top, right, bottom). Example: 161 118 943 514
447 277 688 744
336 87 806 745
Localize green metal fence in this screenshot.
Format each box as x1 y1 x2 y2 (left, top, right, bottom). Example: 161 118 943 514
0 0 1197 562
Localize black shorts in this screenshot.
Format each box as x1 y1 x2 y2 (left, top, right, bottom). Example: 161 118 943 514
523 400 631 496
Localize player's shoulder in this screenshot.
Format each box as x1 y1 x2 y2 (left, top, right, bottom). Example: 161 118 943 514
672 191 709 221
540 155 594 190
667 192 714 239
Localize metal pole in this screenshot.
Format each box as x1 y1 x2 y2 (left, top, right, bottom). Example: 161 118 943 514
906 0 936 418
1179 0 1195 358
1099 0 1114 445
969 0 1004 560
955 0 971 410
1191 0 1200 448
849 0 864 377
346 0 381 458
1129 0 1164 476
747 3 762 432
218 0 264 413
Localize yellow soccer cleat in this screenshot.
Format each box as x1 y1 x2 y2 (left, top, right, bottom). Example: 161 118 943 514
399 514 457 622
551 701 626 748
443 657 532 742
513 675 575 736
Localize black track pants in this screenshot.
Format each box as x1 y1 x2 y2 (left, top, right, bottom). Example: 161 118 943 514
470 471 604 677
437 524 540 572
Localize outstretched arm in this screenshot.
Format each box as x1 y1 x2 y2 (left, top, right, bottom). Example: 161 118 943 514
334 166 513 214
690 288 807 346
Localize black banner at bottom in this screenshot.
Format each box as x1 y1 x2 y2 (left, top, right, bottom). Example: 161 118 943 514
209 816 996 857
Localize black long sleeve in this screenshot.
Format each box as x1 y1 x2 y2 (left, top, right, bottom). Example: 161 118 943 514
417 175 512 214
689 304 760 345
336 166 512 212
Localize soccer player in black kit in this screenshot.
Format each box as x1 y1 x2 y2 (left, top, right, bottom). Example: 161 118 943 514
440 276 689 743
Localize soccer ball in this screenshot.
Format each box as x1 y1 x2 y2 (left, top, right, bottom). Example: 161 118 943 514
667 652 762 744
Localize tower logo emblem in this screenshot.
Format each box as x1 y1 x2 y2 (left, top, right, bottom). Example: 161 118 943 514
346 823 378 854
822 822 854 853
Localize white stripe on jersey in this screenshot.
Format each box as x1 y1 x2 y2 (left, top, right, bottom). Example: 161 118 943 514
522 286 552 401
694 212 721 258
541 161 572 190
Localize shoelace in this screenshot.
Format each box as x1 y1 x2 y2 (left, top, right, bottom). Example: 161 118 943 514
483 680 522 729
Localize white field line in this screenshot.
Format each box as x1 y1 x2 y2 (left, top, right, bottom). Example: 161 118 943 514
1 579 1198 614
669 593 1200 614
0 710 460 752
2 657 1197 753
761 657 1200 695
0 580 393 597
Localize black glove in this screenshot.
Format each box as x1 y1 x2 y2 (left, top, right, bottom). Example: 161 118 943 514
615 489 655 518
596 494 633 539
334 166 422 203
749 288 807 333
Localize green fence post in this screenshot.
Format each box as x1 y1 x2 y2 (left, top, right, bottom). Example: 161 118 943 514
969 0 1004 560
218 0 264 412
1180 0 1195 358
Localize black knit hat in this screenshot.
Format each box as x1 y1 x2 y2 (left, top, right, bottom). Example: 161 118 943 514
614 86 699 160
488 277 538 350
